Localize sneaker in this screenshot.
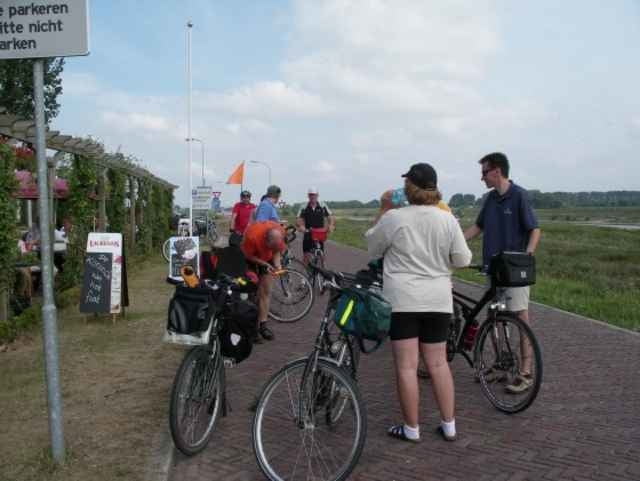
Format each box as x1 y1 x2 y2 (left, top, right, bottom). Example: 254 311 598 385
505 374 533 394
259 323 275 341
435 425 457 442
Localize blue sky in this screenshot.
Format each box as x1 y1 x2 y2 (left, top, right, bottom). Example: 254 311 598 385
54 0 640 206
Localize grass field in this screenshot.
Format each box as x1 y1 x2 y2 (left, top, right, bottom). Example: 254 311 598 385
329 207 640 331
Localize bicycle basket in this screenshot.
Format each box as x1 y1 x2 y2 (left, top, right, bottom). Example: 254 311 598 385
310 228 328 242
219 297 258 363
334 286 391 353
489 251 536 287
167 285 215 334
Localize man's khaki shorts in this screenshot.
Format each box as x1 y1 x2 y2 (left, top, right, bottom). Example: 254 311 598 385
486 279 530 312
502 286 530 312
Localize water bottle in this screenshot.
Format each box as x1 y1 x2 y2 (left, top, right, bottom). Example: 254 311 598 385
390 187 408 207
463 320 479 350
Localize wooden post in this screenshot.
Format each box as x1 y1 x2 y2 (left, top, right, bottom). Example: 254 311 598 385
0 290 9 323
97 167 107 232
129 177 136 253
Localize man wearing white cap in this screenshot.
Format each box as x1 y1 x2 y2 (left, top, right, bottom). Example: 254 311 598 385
296 187 335 265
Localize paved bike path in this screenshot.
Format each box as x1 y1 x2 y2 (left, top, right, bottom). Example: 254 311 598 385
167 241 640 481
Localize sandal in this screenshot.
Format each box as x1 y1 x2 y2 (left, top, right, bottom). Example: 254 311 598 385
387 424 421 443
435 425 457 442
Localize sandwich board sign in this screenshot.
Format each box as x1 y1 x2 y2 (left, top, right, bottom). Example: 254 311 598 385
80 233 129 314
0 0 90 59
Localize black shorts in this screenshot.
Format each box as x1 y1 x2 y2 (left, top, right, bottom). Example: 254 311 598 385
247 261 273 276
302 233 324 254
390 312 452 344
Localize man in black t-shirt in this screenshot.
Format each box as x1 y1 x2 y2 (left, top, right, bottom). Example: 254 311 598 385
296 187 336 265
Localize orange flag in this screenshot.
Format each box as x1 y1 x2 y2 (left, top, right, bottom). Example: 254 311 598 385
226 161 244 184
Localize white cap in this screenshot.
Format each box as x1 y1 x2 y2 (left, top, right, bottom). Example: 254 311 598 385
308 187 319 194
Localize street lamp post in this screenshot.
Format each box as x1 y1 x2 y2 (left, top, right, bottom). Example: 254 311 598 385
249 160 272 186
186 20 193 235
186 137 205 186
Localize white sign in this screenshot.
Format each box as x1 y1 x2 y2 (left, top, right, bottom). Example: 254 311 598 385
0 0 89 59
192 186 212 210
86 232 123 314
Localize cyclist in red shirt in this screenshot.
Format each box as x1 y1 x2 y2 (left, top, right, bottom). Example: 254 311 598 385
231 190 256 235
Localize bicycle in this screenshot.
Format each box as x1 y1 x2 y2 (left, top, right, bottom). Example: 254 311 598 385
252 264 370 481
450 265 543 413
166 274 251 455
205 217 218 246
162 219 191 262
281 226 329 295
307 227 329 295
363 259 542 414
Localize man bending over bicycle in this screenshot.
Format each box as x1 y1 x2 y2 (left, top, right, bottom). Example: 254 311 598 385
241 221 286 343
296 187 335 265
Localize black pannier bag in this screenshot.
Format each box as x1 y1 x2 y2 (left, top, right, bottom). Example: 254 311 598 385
219 297 258 363
167 285 215 334
489 251 536 287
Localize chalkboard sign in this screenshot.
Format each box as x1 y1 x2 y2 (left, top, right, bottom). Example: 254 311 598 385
80 253 112 313
86 232 127 314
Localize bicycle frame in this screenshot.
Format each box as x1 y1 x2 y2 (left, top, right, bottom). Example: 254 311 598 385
296 278 356 426
452 280 510 367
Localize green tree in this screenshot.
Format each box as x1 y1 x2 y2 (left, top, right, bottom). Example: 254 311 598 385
0 58 65 122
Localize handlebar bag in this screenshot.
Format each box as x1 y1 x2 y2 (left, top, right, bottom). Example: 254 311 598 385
489 251 536 287
167 285 216 334
333 286 391 353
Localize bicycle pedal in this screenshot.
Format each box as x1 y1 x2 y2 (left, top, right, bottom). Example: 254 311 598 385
223 358 236 368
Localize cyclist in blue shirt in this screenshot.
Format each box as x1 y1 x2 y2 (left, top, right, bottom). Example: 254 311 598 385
254 185 282 222
464 152 541 394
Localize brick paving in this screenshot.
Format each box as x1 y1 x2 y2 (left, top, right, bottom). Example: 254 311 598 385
168 241 640 481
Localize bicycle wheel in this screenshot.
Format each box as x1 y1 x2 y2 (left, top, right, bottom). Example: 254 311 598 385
162 239 171 262
269 269 314 323
169 344 225 455
286 257 307 275
253 358 366 481
474 313 542 414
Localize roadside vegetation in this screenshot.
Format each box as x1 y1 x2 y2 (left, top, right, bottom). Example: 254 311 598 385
0 258 182 481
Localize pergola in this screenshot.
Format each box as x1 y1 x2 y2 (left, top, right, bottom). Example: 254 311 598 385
0 108 177 246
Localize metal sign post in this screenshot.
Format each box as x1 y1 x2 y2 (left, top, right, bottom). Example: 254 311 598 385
1 0 90 465
34 57 65 463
